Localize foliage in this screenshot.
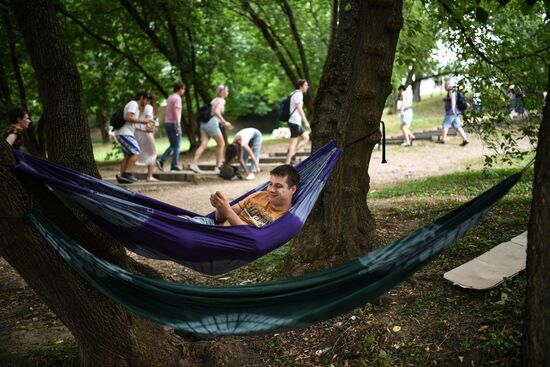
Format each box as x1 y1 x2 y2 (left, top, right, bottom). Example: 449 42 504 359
430 0 549 166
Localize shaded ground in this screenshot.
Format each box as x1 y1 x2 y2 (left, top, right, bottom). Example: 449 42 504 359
0 137 529 366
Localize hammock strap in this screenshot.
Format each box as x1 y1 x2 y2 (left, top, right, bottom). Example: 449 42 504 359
342 121 387 164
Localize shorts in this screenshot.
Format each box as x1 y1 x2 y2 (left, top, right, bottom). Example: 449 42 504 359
400 108 413 127
442 114 462 130
115 134 141 156
288 123 305 138
200 116 223 137
178 215 216 225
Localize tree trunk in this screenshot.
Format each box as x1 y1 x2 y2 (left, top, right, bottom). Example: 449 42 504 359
3 0 186 365
96 109 110 144
522 68 550 366
283 0 403 276
411 78 421 102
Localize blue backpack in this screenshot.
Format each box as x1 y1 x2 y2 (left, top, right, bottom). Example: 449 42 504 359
452 87 469 111
109 108 125 130
278 91 297 122
196 104 212 123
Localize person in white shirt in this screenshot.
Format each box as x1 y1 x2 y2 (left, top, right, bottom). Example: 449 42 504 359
135 94 159 182
114 91 151 183
397 85 415 146
285 79 311 164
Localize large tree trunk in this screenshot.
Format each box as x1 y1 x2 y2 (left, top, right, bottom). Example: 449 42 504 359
283 0 403 276
522 68 550 366
2 0 185 365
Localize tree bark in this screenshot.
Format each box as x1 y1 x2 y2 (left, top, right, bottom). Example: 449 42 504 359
522 68 550 366
283 0 403 276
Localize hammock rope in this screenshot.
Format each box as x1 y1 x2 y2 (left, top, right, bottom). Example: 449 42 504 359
26 169 524 336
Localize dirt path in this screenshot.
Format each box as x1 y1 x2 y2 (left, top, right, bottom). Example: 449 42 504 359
110 136 488 212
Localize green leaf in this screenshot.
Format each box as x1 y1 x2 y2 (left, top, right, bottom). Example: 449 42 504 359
344 2 352 12
475 6 489 23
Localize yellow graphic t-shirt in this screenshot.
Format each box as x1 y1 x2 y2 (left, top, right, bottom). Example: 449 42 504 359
231 191 287 227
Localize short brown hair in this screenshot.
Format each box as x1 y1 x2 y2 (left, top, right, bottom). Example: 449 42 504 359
296 79 308 89
173 82 186 92
270 164 300 188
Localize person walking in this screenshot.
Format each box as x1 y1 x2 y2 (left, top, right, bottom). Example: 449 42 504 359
114 91 151 183
2 106 31 150
189 85 234 173
439 80 469 146
157 82 185 172
397 85 415 146
285 80 311 165
135 93 159 182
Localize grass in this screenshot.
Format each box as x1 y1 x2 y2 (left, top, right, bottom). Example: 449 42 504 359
382 93 447 136
238 165 532 366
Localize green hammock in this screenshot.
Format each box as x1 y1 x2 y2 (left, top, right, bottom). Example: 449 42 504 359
27 171 523 336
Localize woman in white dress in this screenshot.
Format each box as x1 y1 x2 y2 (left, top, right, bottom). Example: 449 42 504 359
135 93 159 182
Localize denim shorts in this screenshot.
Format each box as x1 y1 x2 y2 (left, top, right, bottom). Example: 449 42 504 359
200 116 222 137
442 114 462 129
400 108 413 127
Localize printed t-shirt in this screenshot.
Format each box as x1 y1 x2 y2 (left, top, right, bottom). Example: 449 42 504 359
224 191 287 227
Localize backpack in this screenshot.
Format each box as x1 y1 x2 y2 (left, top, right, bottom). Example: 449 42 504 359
451 87 469 111
109 109 125 130
197 104 212 123
278 91 297 122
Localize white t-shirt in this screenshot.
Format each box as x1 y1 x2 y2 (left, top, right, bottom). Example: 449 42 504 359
288 90 303 125
236 128 256 146
397 87 413 110
115 100 140 136
137 104 154 130
210 97 226 116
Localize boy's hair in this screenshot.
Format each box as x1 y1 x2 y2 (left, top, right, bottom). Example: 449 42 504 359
296 79 308 89
270 164 300 188
135 91 152 100
7 106 27 124
173 82 186 92
224 143 241 163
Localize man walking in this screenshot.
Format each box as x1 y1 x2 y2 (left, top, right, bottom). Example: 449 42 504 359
285 79 311 164
115 91 151 183
157 82 186 171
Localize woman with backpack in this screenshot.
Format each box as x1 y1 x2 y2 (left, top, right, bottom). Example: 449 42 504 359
189 85 234 173
439 80 469 146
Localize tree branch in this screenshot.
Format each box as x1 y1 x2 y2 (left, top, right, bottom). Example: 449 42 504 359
239 0 298 85
57 5 168 97
437 0 511 80
281 0 311 82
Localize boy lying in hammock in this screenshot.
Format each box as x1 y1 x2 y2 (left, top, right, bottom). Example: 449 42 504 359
183 164 299 227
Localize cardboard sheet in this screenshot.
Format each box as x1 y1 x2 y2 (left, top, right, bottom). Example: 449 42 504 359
443 231 527 290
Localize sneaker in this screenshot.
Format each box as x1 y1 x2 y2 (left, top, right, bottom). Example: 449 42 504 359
460 140 469 147
170 166 183 172
121 172 138 183
213 167 220 174
115 173 132 184
400 142 411 147
246 173 256 181
156 159 164 171
437 140 446 144
189 164 202 173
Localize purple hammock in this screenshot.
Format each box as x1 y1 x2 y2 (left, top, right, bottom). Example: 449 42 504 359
14 141 342 275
